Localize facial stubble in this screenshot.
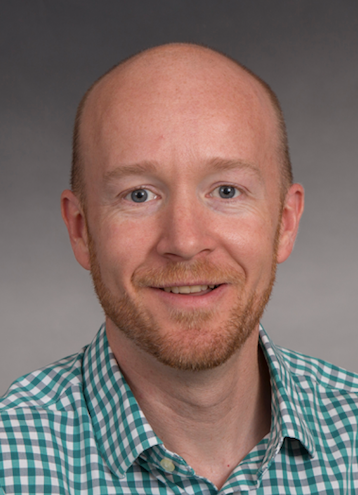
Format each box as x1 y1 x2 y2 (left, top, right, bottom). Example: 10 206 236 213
87 227 279 371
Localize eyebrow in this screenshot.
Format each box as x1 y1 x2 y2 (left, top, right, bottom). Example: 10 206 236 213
103 157 263 184
103 161 159 184
205 157 264 182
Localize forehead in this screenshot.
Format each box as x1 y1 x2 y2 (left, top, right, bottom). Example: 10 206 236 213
80 48 280 189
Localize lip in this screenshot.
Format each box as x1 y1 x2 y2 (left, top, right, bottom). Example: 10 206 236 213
151 282 222 289
147 283 228 309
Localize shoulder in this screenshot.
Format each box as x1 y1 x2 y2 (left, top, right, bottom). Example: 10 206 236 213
278 344 358 396
0 346 98 493
0 347 87 412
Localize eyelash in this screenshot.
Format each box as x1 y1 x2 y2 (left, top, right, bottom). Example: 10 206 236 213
123 185 243 203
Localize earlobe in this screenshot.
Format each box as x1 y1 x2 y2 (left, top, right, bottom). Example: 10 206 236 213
276 183 305 264
61 190 91 270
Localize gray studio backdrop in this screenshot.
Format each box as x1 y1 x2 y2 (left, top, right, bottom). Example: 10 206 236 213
1 1 357 395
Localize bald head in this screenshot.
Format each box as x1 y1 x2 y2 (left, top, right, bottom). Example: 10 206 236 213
71 43 292 204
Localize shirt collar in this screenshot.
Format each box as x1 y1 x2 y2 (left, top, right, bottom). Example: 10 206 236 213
82 324 161 478
82 324 315 479
259 325 316 468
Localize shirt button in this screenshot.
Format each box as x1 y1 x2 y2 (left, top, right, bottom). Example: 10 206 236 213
160 458 175 472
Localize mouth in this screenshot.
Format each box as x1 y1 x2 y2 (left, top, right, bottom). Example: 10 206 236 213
156 284 221 295
147 283 228 309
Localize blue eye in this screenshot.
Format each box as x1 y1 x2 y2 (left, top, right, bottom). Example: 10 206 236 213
125 188 157 203
219 186 235 198
213 185 241 199
131 189 148 202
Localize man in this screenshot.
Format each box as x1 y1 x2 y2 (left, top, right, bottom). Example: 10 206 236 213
0 43 357 494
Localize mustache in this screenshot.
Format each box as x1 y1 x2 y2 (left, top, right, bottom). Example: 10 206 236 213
132 259 245 288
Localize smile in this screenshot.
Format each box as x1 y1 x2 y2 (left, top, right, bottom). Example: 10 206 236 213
150 283 227 307
159 284 220 294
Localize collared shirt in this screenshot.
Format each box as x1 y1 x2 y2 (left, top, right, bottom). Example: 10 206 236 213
1 324 358 494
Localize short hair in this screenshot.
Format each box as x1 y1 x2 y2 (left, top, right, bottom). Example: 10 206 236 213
71 45 293 205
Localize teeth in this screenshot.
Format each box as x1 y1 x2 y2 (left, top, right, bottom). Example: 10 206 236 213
163 285 216 294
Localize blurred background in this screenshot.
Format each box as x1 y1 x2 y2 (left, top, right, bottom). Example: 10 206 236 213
1 0 357 395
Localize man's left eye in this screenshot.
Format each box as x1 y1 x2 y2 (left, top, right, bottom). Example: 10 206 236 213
125 189 157 203
212 185 242 199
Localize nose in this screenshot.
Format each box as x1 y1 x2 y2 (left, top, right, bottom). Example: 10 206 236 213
156 193 216 261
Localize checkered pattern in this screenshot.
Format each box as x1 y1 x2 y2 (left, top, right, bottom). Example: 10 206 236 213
1 324 358 494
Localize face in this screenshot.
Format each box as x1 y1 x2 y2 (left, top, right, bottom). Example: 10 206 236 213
76 56 288 371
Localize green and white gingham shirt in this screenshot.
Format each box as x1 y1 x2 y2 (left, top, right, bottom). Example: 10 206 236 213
1 324 358 494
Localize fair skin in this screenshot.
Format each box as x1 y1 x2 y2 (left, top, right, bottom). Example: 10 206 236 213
61 45 304 489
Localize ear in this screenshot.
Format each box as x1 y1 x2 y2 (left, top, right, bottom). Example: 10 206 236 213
276 183 304 264
61 189 91 270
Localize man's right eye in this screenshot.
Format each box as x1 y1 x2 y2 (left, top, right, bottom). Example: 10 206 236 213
125 188 157 203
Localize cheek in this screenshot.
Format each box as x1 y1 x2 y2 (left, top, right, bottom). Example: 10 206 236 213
219 217 277 279
95 218 156 283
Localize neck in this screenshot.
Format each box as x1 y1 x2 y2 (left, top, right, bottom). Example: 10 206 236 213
107 320 271 490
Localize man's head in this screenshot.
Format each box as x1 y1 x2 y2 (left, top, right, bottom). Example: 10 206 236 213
61 43 304 371
71 44 293 206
